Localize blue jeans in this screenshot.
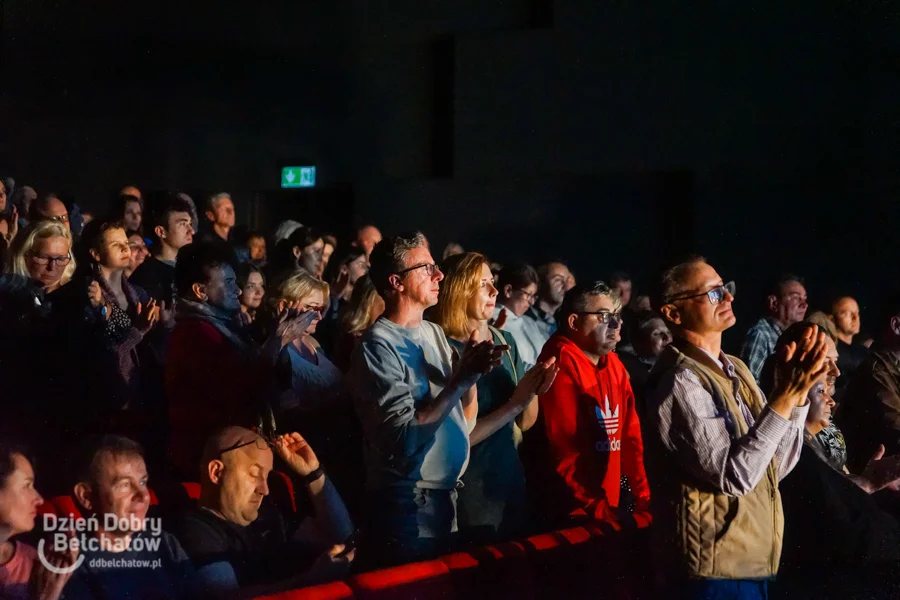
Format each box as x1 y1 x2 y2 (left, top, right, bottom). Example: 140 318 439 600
682 580 769 600
365 486 458 567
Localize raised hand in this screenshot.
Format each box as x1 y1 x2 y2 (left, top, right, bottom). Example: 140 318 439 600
273 431 321 477
134 299 160 333
274 302 318 346
158 299 175 327
772 324 829 402
87 280 104 308
510 356 559 406
455 329 508 382
31 529 78 600
857 444 900 494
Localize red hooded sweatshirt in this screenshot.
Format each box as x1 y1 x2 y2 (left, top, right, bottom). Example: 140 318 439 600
535 333 651 527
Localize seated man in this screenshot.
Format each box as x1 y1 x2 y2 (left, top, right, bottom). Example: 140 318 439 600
64 435 196 599
172 427 354 598
529 282 651 529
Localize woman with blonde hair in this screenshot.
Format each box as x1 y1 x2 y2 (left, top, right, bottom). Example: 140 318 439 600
333 276 385 371
276 270 344 413
6 220 76 292
432 252 559 542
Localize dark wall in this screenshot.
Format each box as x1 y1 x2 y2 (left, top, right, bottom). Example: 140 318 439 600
1 0 898 325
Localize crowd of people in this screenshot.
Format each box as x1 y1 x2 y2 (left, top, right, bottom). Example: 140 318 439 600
1 181 899 599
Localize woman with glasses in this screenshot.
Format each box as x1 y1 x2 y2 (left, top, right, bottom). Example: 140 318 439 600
432 252 559 543
492 262 544 369
274 271 343 416
6 220 76 293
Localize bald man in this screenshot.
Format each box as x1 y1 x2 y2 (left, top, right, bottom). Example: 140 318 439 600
29 194 70 231
831 296 869 393
171 427 354 597
354 225 382 259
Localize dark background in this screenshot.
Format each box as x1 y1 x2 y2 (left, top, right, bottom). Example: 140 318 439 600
1 1 897 335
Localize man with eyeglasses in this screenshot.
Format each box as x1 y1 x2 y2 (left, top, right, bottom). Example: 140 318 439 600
645 256 827 600
492 262 545 369
29 194 70 231
172 426 354 597
740 274 809 383
526 281 651 530
349 231 506 566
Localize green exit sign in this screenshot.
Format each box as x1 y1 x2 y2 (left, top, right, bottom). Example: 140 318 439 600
281 166 316 188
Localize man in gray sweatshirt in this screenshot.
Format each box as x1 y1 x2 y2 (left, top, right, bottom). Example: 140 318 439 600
350 231 505 566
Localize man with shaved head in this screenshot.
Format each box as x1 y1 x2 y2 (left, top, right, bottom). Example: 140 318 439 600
645 256 828 599
29 193 70 231
172 426 354 597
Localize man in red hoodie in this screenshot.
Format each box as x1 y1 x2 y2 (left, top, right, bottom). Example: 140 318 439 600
531 281 650 529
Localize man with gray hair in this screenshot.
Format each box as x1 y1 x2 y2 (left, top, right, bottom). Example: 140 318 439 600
349 231 507 565
529 282 651 529
203 192 236 243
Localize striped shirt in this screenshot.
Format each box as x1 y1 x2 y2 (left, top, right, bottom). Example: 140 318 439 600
650 350 807 496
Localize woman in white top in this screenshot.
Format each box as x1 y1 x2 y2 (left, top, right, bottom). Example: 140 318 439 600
275 271 344 414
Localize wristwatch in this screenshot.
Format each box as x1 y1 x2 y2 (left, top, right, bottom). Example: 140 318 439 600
301 467 325 485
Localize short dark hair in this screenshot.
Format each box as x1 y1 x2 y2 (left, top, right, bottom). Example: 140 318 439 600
766 273 805 298
0 439 32 490
79 219 127 264
147 193 194 247
610 271 631 286
71 435 144 488
174 242 236 298
556 281 620 330
369 231 428 296
496 262 539 293
322 233 337 249
286 226 322 252
635 309 664 330
652 255 707 310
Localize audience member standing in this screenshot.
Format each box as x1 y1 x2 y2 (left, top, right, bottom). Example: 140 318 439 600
647 257 826 600
492 262 545 369
129 194 195 305
525 261 574 341
740 274 809 382
202 192 235 244
528 282 650 530
7 220 76 293
830 296 869 393
835 293 900 473
433 252 558 543
349 232 505 565
165 243 310 475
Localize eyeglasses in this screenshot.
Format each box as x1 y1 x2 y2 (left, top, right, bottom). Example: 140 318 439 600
219 436 278 455
28 252 71 267
578 311 623 324
668 281 736 305
46 214 69 224
515 289 536 303
396 263 440 277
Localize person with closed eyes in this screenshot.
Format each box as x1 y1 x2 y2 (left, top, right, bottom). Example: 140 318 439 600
7 220 76 293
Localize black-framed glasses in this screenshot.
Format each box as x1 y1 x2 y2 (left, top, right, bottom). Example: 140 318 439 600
27 252 71 267
515 289 536 303
396 263 440 277
668 281 735 305
578 311 623 324
219 436 279 455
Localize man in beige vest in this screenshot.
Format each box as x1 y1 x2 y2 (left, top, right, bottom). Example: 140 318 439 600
646 256 828 600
